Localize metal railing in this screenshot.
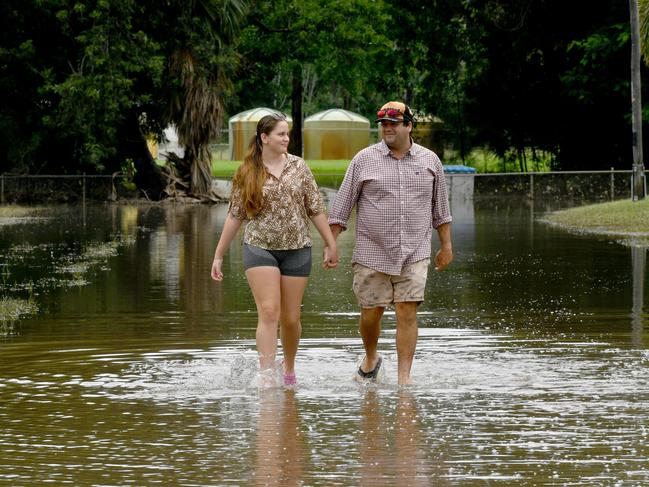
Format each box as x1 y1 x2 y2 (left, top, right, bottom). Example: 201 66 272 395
0 173 130 204
0 168 644 203
472 168 639 201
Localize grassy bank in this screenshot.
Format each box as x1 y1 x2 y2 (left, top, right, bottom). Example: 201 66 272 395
543 199 649 241
1 206 42 334
0 205 42 217
1 296 38 335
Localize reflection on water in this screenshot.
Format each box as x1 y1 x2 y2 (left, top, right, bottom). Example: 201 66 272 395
359 388 445 486
1 200 649 485
632 246 646 347
254 390 308 486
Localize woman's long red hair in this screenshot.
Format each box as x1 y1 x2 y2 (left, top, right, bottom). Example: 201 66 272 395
232 115 284 218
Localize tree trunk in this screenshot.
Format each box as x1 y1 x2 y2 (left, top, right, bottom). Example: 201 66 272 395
456 95 467 162
121 112 166 200
289 65 303 157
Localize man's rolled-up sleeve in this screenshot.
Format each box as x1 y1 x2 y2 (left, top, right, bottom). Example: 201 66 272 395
431 159 452 228
328 158 361 230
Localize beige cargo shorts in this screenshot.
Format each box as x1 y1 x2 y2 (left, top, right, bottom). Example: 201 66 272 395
352 259 430 308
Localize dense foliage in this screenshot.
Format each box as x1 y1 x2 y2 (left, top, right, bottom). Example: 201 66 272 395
0 0 647 186
0 0 246 198
467 1 636 171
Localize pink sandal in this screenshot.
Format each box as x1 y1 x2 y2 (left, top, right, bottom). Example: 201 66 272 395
278 360 297 386
283 372 297 386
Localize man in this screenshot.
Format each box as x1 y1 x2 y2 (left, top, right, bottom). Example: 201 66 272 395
328 101 453 385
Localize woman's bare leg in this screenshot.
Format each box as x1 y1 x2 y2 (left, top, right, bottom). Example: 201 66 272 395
246 266 282 371
279 275 309 375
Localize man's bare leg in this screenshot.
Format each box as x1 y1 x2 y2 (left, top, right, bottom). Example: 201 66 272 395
359 307 384 373
395 302 418 385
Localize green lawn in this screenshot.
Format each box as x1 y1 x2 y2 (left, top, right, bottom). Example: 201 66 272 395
210 154 542 188
212 159 349 188
210 149 552 177
212 159 349 176
445 148 553 173
544 198 649 240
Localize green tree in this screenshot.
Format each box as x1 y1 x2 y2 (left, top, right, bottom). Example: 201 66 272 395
164 0 246 199
466 0 637 171
232 0 392 155
378 0 486 160
0 0 246 200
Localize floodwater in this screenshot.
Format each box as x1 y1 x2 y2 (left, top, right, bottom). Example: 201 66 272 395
1 198 648 486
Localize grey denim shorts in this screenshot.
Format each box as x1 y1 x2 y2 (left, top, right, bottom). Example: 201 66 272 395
243 244 312 277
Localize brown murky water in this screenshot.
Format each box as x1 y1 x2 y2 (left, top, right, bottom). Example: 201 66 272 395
1 199 648 485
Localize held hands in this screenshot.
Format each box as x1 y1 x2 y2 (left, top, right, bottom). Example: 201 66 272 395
323 245 339 269
211 257 224 281
434 246 453 272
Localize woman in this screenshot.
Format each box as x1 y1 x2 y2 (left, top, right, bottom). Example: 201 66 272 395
211 113 338 387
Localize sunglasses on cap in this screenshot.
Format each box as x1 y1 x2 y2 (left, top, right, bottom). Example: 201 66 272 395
376 108 404 119
376 106 414 124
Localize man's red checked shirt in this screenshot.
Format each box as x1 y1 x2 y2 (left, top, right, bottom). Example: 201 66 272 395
328 140 452 276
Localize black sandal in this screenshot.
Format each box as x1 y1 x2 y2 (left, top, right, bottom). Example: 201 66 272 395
357 356 382 380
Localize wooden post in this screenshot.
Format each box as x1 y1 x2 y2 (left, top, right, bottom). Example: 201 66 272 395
611 167 615 200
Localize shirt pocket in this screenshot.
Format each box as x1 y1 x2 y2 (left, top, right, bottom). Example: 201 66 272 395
364 177 399 204
404 164 435 200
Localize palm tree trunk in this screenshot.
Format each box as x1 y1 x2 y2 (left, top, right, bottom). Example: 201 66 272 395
188 145 213 196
